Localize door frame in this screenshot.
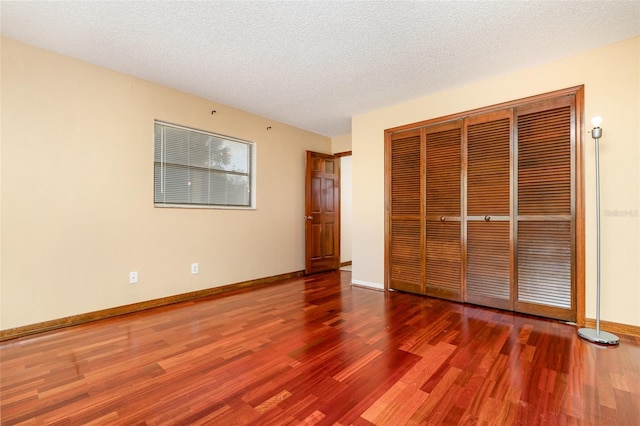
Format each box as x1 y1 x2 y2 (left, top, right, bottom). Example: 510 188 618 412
335 151 352 269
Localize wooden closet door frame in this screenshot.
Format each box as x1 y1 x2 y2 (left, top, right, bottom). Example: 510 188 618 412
384 86 585 326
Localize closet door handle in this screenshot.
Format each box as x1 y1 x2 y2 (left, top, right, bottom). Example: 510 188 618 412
484 215 491 221
440 216 446 222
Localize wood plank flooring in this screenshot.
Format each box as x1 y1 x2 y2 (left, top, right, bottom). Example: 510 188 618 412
1 270 639 425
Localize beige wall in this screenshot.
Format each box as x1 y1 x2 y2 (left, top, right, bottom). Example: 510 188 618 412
352 37 640 326
0 38 331 330
331 133 352 154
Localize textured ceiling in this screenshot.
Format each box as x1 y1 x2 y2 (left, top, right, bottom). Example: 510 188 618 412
1 1 639 137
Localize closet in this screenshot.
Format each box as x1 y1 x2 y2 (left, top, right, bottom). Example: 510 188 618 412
385 87 583 322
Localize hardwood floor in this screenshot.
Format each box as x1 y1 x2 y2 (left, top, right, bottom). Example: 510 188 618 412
1 270 639 425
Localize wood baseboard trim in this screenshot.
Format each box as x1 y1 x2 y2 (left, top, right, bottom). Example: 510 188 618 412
351 283 384 292
340 261 352 267
0 270 304 342
583 318 640 338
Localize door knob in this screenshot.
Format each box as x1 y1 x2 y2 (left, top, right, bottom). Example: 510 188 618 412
305 216 313 220
484 215 491 221
440 216 446 222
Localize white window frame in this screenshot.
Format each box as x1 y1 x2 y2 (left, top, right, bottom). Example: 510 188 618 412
154 120 256 209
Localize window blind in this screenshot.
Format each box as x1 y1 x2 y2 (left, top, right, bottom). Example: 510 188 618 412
154 121 254 208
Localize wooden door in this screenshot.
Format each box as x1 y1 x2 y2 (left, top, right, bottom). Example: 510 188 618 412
514 97 576 321
465 110 513 310
387 129 423 294
425 122 462 301
305 151 340 274
387 122 463 300
384 87 582 323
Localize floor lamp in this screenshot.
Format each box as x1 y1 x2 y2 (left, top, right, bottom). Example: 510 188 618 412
578 116 619 345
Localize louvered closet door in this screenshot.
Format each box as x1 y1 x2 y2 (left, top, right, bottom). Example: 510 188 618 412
425 122 462 301
388 129 423 294
515 96 576 321
465 111 513 310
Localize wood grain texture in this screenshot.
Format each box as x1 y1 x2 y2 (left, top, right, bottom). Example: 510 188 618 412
0 270 304 341
583 319 640 338
2 270 638 425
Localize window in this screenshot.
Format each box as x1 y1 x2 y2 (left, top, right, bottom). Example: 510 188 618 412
154 121 255 208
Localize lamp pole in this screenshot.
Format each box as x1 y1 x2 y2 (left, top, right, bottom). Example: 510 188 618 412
578 116 619 345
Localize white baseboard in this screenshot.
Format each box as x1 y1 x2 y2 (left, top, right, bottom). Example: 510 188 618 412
351 279 384 290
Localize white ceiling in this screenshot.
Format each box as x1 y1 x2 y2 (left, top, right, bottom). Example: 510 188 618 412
1 1 639 137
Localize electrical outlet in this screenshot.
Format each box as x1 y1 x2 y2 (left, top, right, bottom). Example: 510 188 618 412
191 263 199 275
129 271 138 284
